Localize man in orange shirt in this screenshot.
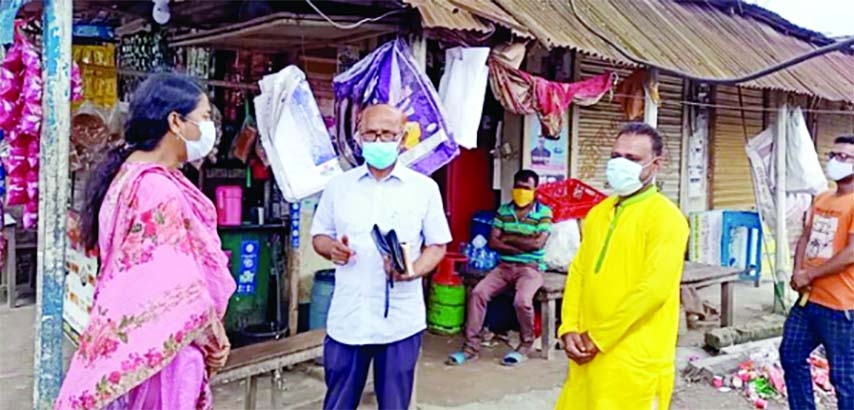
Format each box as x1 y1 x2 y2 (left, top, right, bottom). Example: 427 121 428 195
782 135 854 410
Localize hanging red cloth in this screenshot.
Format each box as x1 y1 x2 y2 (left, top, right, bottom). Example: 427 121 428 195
488 58 615 138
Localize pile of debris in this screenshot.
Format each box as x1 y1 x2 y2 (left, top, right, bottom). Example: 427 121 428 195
709 345 836 409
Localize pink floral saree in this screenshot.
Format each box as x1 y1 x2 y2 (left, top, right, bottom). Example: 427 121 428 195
56 162 236 410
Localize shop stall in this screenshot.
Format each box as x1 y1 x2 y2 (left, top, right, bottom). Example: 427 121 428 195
55 6 409 349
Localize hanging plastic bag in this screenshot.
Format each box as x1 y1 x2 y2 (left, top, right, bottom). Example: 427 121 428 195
231 99 258 163
785 107 827 195
333 38 459 175
543 219 581 272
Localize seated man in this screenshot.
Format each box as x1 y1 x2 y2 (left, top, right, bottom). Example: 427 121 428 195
447 169 552 366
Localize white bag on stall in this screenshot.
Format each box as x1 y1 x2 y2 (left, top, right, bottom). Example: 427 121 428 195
785 107 827 195
254 66 342 202
438 47 490 150
543 219 581 272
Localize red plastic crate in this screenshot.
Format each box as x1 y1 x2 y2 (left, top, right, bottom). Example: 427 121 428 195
536 179 607 221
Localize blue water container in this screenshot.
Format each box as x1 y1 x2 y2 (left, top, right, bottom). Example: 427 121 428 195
309 269 335 329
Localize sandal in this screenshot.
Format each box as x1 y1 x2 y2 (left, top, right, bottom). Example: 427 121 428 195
501 351 527 367
446 351 478 366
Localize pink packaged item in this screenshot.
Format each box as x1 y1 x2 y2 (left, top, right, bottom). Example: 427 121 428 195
5 144 29 177
0 98 20 130
5 129 27 145
2 43 22 72
17 110 40 136
71 63 83 101
22 200 37 229
0 67 21 99
21 44 39 71
21 71 42 104
25 167 38 201
21 99 40 117
26 138 39 169
215 185 243 226
6 175 27 206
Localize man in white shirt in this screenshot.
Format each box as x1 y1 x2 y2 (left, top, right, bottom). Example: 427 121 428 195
311 104 452 410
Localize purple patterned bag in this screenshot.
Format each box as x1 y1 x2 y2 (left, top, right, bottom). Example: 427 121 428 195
333 38 459 175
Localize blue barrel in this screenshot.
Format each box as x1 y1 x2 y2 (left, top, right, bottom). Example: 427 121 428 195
309 269 335 329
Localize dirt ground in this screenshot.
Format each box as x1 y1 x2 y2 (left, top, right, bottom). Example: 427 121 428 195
2 280 779 409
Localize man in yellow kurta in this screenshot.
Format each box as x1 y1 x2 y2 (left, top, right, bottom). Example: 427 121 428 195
556 122 689 410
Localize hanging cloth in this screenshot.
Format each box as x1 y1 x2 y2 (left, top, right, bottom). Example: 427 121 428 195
488 58 615 138
438 47 490 150
615 69 660 121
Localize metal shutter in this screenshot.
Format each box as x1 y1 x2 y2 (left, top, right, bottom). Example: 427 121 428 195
710 86 764 210
575 55 683 203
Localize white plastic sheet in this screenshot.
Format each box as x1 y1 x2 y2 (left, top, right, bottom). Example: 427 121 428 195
745 107 819 249
438 47 490 150
543 219 581 272
254 66 342 202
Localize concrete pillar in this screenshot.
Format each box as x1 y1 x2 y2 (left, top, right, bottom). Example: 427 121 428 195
34 0 72 407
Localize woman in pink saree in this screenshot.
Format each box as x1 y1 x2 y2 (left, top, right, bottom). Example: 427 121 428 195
56 73 236 410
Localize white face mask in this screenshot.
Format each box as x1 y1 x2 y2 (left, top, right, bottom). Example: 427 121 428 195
606 157 654 196
179 119 217 163
825 158 854 182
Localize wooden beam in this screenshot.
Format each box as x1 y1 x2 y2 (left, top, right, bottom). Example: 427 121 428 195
34 0 72 407
644 68 659 126
679 80 691 211
773 104 789 313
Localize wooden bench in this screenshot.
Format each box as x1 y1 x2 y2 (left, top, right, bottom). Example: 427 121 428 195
463 262 741 360
461 271 565 361
212 329 326 410
681 262 742 327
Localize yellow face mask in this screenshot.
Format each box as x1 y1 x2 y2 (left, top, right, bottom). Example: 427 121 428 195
512 188 535 207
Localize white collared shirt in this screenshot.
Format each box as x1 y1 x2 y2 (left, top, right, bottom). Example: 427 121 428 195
310 165 452 345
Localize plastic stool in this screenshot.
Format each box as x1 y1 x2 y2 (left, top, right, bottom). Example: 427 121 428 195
720 211 763 286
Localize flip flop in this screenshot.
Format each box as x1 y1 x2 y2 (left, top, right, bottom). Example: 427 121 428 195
445 351 478 366
501 351 527 367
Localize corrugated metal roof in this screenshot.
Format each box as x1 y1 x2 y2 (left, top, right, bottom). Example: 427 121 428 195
488 0 854 102
402 0 492 33
447 0 532 38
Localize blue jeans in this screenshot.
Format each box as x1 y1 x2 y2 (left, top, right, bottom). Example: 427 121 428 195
323 332 422 410
780 302 854 410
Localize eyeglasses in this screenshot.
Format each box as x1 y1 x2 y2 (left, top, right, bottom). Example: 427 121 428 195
829 152 854 162
359 130 403 143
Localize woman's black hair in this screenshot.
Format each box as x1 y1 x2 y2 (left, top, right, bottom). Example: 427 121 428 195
81 72 204 250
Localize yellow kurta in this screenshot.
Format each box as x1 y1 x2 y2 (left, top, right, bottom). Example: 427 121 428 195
555 187 689 410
